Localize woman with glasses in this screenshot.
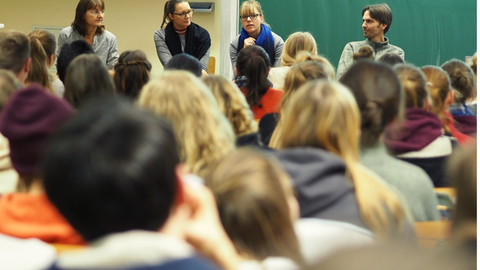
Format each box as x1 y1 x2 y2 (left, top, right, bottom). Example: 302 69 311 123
230 0 284 73
154 0 211 74
57 0 119 70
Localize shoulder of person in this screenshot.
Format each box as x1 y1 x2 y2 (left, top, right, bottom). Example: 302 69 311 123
102 29 116 39
271 31 284 43
230 34 240 45
60 26 73 36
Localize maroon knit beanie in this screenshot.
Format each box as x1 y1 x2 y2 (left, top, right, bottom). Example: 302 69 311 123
0 84 74 175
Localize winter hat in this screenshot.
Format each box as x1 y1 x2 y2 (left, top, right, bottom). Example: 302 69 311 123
0 84 74 175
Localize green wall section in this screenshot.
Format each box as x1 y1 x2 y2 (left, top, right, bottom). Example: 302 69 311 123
255 0 476 69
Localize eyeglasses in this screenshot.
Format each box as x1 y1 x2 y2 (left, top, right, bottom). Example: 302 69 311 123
240 14 261 21
89 9 105 15
173 10 193 18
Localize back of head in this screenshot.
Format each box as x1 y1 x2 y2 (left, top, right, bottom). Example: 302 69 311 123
0 70 21 111
138 71 235 177
25 30 56 93
164 53 202 77
0 30 30 76
378 53 405 66
114 50 152 100
277 80 360 160
205 148 301 264
201 75 257 136
236 45 271 108
394 64 429 109
56 40 94 83
362 3 393 34
339 60 403 147
64 54 115 108
0 85 73 179
281 32 317 67
470 52 476 76
441 59 476 104
72 0 106 36
292 51 336 80
354 45 374 61
421 66 451 130
42 97 179 242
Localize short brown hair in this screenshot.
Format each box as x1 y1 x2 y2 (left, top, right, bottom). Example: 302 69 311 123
0 30 30 75
362 3 393 34
441 59 476 103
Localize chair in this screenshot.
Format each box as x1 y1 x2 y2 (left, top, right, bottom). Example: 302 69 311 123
414 221 452 248
208 56 216 74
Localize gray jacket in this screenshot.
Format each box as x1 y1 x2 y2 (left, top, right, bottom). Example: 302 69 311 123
337 37 404 78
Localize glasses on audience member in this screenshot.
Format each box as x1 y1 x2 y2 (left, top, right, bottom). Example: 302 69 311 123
89 9 105 15
240 14 261 21
173 10 193 18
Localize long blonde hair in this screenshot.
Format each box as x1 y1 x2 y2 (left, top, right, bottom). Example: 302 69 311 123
275 80 406 238
269 60 332 148
205 148 303 265
201 75 257 137
138 71 235 177
281 32 317 67
421 66 452 132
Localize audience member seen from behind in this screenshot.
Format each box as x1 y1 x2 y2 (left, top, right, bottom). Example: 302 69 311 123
205 148 303 267
201 75 260 147
0 70 21 193
274 80 411 240
0 85 84 245
138 71 235 179
268 60 332 148
154 0 211 73
421 66 473 146
164 53 202 77
0 30 31 85
64 54 115 109
466 52 476 115
267 32 317 90
441 59 477 137
57 0 119 69
42 98 241 270
25 30 63 96
385 64 454 187
340 61 439 222
235 45 283 120
230 0 284 72
377 53 404 66
113 50 151 100
56 40 94 83
353 45 374 61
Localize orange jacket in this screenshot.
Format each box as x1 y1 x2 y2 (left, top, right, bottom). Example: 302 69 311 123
243 87 283 120
0 193 85 245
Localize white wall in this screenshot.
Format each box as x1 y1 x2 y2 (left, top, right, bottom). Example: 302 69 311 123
0 0 237 78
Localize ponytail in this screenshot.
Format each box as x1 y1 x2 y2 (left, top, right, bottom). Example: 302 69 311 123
25 31 55 94
235 45 270 108
441 59 475 104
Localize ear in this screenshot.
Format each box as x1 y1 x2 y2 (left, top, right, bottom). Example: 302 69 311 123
235 67 238 76
266 68 270 76
169 13 174 21
49 54 56 67
423 97 431 111
173 164 188 207
24 58 31 74
446 90 455 105
380 23 387 31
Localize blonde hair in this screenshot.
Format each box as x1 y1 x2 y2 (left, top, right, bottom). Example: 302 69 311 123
394 64 430 109
205 148 303 265
201 75 258 137
293 51 335 79
275 80 406 238
138 71 235 177
269 60 332 148
25 30 56 94
421 66 452 132
281 32 317 67
240 0 270 28
441 59 476 104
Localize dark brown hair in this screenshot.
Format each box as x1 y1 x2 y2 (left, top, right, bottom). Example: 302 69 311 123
362 3 393 34
25 30 56 93
354 45 374 61
339 60 404 147
236 45 271 108
161 0 187 28
64 54 115 108
378 53 405 66
72 0 106 36
114 50 151 100
0 30 30 75
441 59 476 103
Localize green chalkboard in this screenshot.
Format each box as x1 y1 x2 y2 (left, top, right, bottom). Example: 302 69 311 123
253 0 476 69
